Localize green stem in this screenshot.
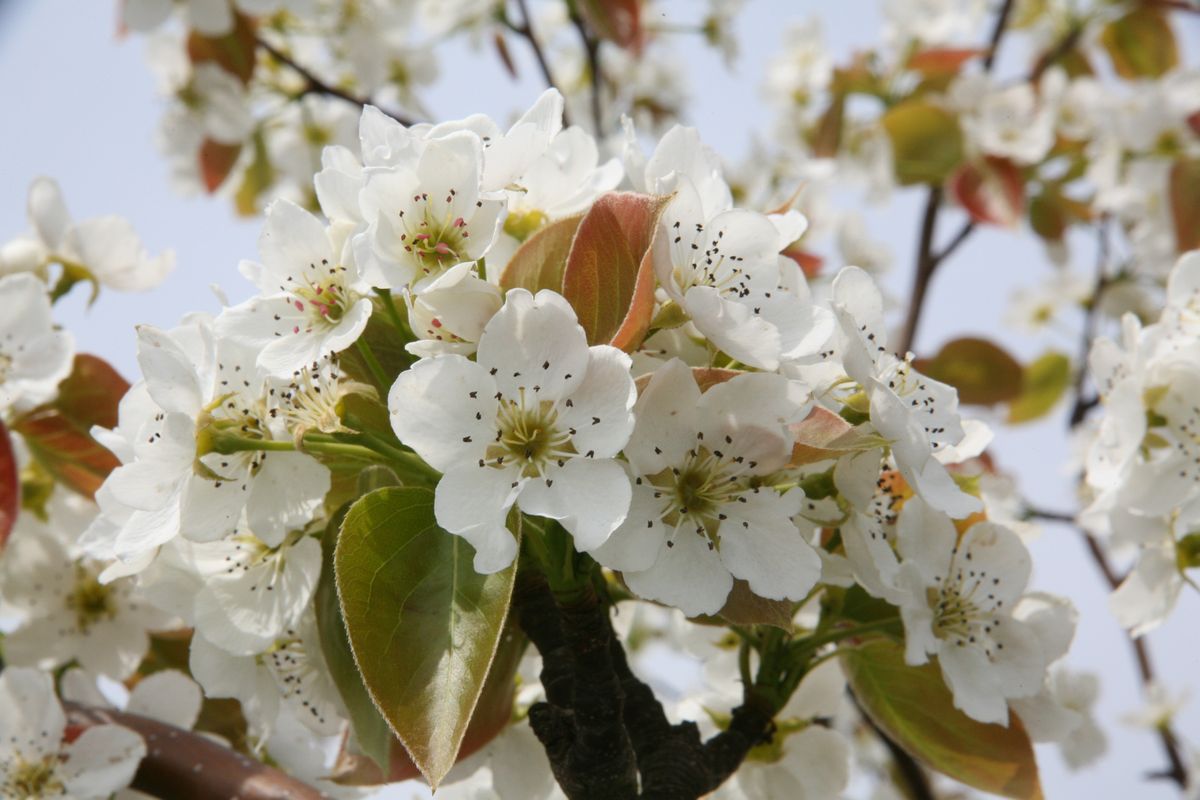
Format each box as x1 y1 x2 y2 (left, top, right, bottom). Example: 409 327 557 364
793 618 901 658
355 339 391 389
374 288 410 336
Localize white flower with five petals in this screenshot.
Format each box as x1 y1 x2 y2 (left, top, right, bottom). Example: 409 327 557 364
0 273 73 415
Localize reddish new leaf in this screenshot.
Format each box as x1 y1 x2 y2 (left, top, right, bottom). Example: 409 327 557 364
14 354 129 498
562 192 670 349
782 245 824 279
948 157 1025 228
186 12 259 84
906 47 985 76
0 421 17 551
199 139 243 194
576 0 643 52
498 214 583 295
1170 157 1200 253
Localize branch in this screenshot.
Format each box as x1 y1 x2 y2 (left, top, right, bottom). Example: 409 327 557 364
1029 23 1084 83
1019 511 1190 787
508 0 573 127
257 37 418 126
64 702 324 800
1068 220 1110 427
897 186 945 355
568 10 605 135
982 0 1016 71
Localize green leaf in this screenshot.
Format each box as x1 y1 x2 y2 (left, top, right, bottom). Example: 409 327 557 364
880 100 965 185
1007 351 1072 424
498 214 582 295
1169 157 1200 253
1100 7 1178 80
0 421 17 551
335 487 517 788
562 192 671 349
234 128 276 217
843 639 1042 799
339 301 415 397
915 337 1023 406
316 505 396 774
14 354 129 498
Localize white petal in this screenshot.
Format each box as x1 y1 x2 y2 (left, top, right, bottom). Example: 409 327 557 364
587 480 668 572
61 725 146 798
127 670 203 730
434 465 522 573
517 457 631 550
136 325 204 415
625 529 733 617
27 176 72 250
624 358 702 473
245 451 330 546
684 286 781 370
558 345 636 459
388 354 497 472
719 491 819 601
895 494 957 586
0 667 66 759
476 289 589 402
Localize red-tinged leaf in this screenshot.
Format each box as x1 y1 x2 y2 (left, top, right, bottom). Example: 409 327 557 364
634 367 742 395
1169 157 1200 252
716 580 794 630
493 32 518 80
499 214 583 295
948 157 1025 228
789 406 860 466
881 100 965 186
1100 7 1178 79
576 0 643 52
0 421 17 551
186 12 259 84
199 139 242 193
906 47 985 75
914 337 1023 406
1187 110 1200 138
843 639 1042 800
782 245 823 279
562 192 671 347
607 235 659 353
13 355 129 498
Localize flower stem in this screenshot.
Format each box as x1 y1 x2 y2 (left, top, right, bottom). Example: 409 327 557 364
355 339 391 389
793 618 901 658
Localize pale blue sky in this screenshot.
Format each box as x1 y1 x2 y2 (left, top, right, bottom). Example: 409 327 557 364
0 1 1196 798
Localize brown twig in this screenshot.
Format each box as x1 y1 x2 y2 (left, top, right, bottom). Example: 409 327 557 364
982 0 1016 71
1021 510 1190 787
568 11 605 135
257 37 417 126
1068 219 1110 427
508 0 573 127
64 702 325 800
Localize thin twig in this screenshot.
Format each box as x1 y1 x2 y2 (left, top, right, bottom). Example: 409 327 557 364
1030 23 1084 82
257 37 417 126
982 0 1016 71
509 0 573 127
1021 510 1190 786
1068 219 1110 427
568 10 605 135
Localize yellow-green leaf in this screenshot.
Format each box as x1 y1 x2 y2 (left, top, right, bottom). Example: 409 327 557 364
234 129 276 217
0 421 16 551
1169 157 1200 253
881 100 965 185
498 214 582 295
1007 351 1072 424
915 337 1023 406
335 488 517 789
1100 7 1178 79
843 639 1042 799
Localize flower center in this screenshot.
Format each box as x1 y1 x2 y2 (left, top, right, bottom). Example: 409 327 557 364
487 398 574 477
648 447 747 540
5 756 64 799
292 272 352 327
66 565 116 632
400 196 472 279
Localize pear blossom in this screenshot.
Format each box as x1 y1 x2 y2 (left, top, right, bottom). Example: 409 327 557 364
60 667 203 735
641 126 833 370
590 359 820 616
0 178 173 292
953 73 1061 165
190 525 323 656
389 288 637 572
216 200 373 376
405 262 503 358
0 667 146 800
357 131 506 290
830 266 981 518
0 523 173 680
0 273 73 415
894 497 1045 724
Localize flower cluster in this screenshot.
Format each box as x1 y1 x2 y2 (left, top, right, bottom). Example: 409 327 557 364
1082 250 1200 635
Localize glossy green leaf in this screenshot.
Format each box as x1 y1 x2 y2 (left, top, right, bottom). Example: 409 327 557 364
1169 158 1200 253
915 337 1023 406
1100 7 1178 79
0 421 17 551
843 639 1042 799
498 214 583 295
14 354 129 498
562 192 671 348
1007 351 1072 424
335 487 517 788
881 100 964 185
